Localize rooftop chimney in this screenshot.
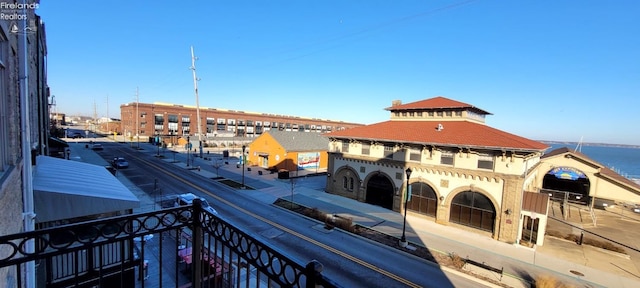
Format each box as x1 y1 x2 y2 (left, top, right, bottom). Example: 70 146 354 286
391 100 402 106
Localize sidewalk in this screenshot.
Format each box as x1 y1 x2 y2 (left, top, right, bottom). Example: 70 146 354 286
67 140 640 288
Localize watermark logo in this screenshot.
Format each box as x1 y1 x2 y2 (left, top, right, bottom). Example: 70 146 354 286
1 1 39 35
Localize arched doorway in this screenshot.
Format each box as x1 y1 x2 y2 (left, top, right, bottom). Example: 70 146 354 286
407 182 438 217
542 167 590 205
365 174 394 209
450 191 496 232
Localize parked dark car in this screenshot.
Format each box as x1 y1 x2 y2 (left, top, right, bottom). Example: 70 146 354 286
112 157 129 169
70 132 84 138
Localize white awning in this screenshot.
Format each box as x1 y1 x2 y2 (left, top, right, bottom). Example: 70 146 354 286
33 156 140 223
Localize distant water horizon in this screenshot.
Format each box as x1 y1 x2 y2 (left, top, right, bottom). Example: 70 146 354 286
539 140 640 149
544 143 640 180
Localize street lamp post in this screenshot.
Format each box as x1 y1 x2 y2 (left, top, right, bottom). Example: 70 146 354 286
241 145 246 189
399 168 412 247
156 132 160 156
186 136 191 167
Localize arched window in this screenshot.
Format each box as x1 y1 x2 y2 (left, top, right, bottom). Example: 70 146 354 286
342 176 348 189
407 182 437 217
349 177 354 191
450 191 495 232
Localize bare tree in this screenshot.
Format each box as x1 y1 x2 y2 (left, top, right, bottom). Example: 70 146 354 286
212 158 224 178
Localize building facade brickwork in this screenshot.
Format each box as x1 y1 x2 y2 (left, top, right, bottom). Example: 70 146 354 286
120 102 363 141
0 2 49 285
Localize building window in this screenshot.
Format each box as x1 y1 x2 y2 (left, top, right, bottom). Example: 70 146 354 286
402 112 407 117
168 115 178 123
445 111 452 117
343 176 348 189
455 111 462 117
154 114 164 125
477 153 494 170
182 116 190 123
409 112 415 117
384 145 394 159
409 148 421 162
450 191 496 232
349 177 354 191
342 142 349 153
428 111 434 117
440 151 454 165
417 112 423 117
361 143 370 155
436 111 443 117
168 122 178 133
394 112 400 117
407 182 438 217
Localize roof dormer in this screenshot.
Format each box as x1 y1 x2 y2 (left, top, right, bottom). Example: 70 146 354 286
386 96 492 124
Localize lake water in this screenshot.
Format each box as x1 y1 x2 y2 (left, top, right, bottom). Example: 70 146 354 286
546 144 640 180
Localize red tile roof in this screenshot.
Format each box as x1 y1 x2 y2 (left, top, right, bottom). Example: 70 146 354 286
325 120 548 151
386 96 492 115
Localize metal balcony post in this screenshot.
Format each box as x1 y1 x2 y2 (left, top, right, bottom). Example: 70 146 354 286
192 199 203 287
305 260 323 288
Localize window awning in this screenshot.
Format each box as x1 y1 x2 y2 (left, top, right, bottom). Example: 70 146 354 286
32 156 140 223
48 136 69 148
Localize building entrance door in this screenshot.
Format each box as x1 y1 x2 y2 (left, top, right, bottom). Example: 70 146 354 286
521 215 539 245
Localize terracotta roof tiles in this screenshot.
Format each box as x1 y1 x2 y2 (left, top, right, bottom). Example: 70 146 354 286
325 120 547 151
386 96 492 115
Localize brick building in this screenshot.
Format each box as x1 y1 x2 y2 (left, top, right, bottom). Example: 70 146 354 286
120 102 363 142
0 2 50 286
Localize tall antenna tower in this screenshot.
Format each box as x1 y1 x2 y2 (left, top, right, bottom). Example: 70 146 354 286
135 87 139 148
93 100 97 133
106 95 109 133
190 46 203 157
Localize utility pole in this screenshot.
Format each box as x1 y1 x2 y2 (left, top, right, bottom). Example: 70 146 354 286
190 46 203 158
106 95 109 134
93 100 97 134
135 87 140 149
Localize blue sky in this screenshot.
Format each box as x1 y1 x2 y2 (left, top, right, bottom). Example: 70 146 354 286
37 1 640 145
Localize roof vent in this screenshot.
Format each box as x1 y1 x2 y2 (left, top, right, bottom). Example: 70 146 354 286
436 123 444 131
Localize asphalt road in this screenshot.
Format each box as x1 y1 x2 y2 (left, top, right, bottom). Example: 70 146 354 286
93 141 490 288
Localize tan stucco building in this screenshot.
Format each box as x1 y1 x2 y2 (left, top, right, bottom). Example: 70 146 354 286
324 96 640 247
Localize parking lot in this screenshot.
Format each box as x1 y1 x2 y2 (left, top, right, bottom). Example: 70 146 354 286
540 201 640 280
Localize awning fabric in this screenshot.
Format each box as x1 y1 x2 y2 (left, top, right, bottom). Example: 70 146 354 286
32 156 140 223
48 136 69 148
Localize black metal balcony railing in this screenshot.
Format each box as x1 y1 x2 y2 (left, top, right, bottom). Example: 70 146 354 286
0 200 340 288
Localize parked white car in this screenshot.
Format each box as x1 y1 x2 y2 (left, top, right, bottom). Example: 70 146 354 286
174 193 218 216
